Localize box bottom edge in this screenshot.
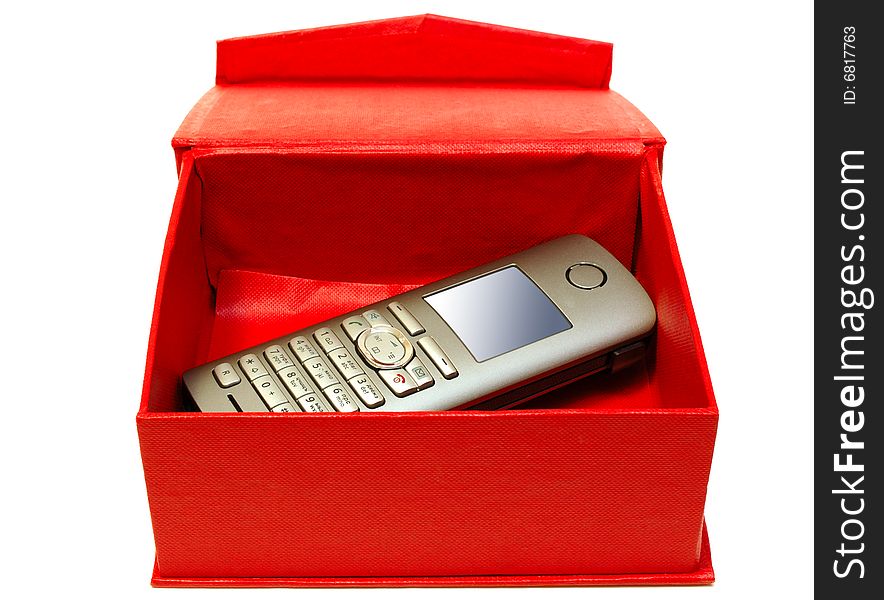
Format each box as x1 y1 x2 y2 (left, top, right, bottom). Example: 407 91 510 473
151 523 714 588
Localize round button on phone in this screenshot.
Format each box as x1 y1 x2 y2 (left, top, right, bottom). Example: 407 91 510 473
370 332 406 362
355 325 414 370
566 263 607 290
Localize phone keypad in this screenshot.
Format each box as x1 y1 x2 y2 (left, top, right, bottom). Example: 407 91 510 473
337 312 455 401
212 363 241 388
210 306 460 411
284 334 385 411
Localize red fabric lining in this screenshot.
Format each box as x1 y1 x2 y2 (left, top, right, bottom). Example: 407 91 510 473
193 148 645 288
141 155 213 414
636 148 717 409
206 270 419 361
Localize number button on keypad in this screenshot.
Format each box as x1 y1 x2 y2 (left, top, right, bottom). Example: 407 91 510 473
263 345 293 372
289 336 319 363
277 366 314 399
313 327 344 353
323 385 359 412
328 349 364 380
347 374 385 409
294 394 334 413
252 375 291 410
304 357 340 390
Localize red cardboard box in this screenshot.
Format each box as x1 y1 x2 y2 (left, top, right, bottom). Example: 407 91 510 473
137 15 718 587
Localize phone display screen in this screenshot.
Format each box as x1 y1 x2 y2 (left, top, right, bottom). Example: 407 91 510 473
423 266 572 362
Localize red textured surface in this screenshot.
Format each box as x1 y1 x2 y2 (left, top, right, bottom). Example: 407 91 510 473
215 14 612 87
138 15 717 586
151 521 714 588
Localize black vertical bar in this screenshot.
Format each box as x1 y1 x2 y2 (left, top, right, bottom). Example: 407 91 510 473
815 2 881 597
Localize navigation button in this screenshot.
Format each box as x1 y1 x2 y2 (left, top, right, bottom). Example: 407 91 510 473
355 325 414 369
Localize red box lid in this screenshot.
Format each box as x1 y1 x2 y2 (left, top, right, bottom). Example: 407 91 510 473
172 14 662 163
216 14 613 86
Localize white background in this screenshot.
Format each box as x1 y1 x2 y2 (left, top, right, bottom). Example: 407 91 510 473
0 1 813 598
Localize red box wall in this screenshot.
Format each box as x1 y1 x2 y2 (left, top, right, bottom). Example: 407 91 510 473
138 15 717 587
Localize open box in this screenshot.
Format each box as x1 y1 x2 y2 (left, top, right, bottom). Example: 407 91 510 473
137 15 718 587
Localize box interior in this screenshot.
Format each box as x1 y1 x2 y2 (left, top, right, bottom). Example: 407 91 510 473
142 85 713 417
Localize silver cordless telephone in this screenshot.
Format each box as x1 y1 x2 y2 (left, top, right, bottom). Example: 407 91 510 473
183 235 656 413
